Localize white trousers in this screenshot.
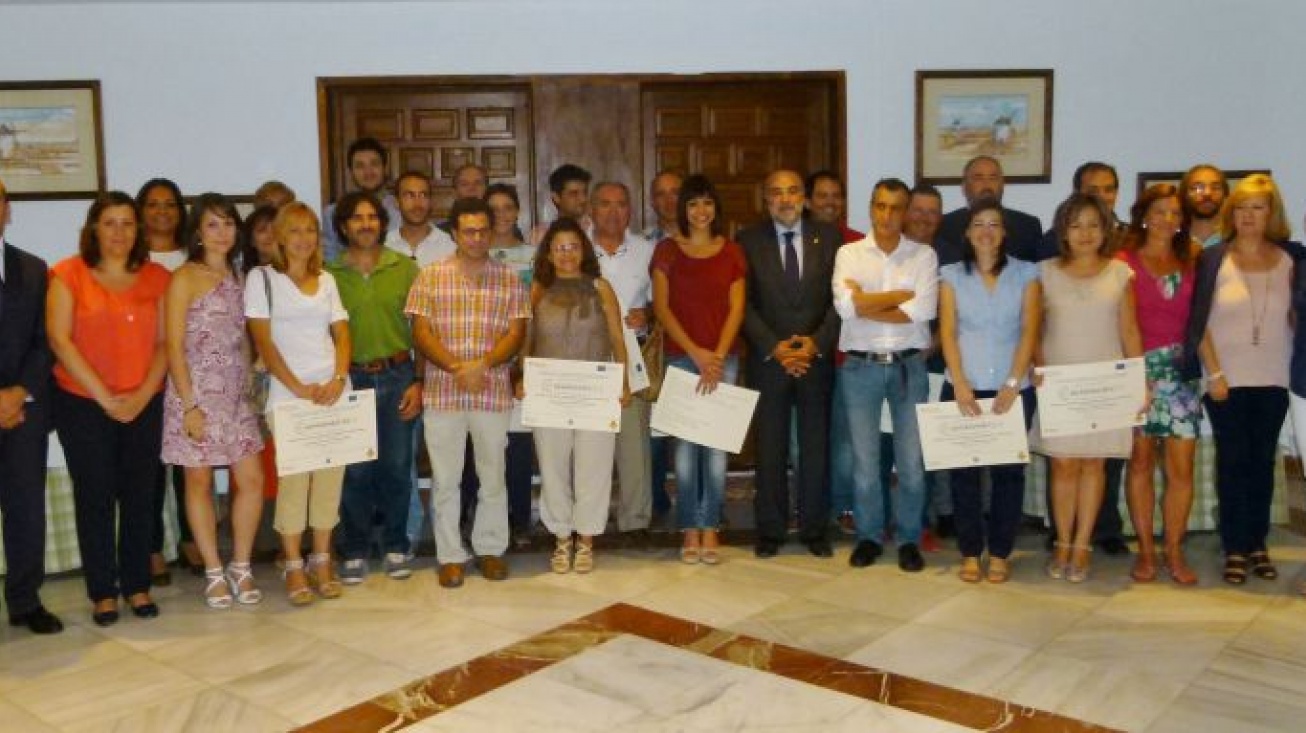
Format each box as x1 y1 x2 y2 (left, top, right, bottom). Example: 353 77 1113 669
424 410 510 564
534 426 616 537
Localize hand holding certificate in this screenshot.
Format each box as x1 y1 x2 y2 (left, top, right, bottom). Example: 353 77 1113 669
521 357 623 432
1035 358 1146 438
650 366 759 453
916 397 1030 471
272 389 379 477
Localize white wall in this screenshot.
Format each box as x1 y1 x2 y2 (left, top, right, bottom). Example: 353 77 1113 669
0 0 1301 263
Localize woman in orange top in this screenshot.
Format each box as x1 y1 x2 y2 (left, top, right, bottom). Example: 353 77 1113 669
47 191 170 627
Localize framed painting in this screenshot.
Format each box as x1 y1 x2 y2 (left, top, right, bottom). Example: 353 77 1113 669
0 80 105 200
915 69 1053 185
1136 169 1270 198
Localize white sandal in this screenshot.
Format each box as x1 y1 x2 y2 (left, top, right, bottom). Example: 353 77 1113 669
203 566 233 609
225 562 263 605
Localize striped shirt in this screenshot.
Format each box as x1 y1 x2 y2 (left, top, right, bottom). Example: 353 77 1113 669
405 257 530 412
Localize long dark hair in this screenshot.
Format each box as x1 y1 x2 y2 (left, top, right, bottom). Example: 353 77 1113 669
184 193 245 268
533 217 600 287
79 191 149 271
1121 184 1193 264
241 205 278 274
960 197 1008 275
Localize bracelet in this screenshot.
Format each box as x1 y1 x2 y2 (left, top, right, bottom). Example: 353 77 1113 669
333 374 346 384
1003 377 1019 390
1208 371 1226 382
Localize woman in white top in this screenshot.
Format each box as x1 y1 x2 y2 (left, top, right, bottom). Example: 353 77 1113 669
244 202 352 606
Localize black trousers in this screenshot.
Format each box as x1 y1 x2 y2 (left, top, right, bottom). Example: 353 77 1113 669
1205 386 1288 556
0 397 50 616
53 388 163 602
942 384 1035 559
752 357 832 543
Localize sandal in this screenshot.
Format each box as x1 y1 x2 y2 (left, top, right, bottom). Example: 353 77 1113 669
203 566 233 610
306 553 343 599
225 562 263 605
700 530 721 566
1046 542 1070 580
986 557 1010 584
283 560 314 607
1130 553 1157 582
681 530 701 565
1249 551 1278 580
1222 554 1248 585
551 536 573 574
573 541 594 574
958 557 982 583
1066 545 1092 584
1162 550 1198 586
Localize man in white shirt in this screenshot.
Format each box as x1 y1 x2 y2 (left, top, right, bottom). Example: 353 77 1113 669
832 178 938 573
387 171 456 268
589 182 657 542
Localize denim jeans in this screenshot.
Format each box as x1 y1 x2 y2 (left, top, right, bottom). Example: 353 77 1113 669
669 355 739 530
839 353 929 544
338 366 416 559
829 375 853 515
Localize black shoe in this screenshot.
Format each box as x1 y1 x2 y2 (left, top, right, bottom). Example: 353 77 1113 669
129 601 160 619
92 609 119 627
9 606 64 635
1095 537 1130 556
754 538 782 559
898 543 925 573
849 540 883 568
804 538 833 558
934 514 956 539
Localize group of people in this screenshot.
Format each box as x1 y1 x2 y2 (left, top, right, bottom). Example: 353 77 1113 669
1 138 1303 636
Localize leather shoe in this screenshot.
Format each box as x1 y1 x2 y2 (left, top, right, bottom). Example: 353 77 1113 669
476 555 509 581
92 609 120 627
849 540 882 568
437 563 464 588
1095 537 1130 556
754 538 781 558
9 606 64 635
130 601 160 619
804 538 833 558
898 543 925 573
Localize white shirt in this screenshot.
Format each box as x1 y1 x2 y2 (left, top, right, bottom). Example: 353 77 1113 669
833 234 937 352
385 225 456 268
149 249 188 272
591 229 654 334
244 266 350 412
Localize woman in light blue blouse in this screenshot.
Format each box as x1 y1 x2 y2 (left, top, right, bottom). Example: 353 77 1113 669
938 199 1042 583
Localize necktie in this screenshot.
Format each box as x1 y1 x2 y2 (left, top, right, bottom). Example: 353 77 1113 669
783 231 799 289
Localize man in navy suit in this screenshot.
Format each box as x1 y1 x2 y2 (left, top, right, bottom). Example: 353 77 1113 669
0 178 62 634
738 170 841 558
937 156 1043 263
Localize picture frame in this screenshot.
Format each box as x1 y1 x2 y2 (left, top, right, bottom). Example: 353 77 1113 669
0 80 106 200
182 193 258 220
1135 169 1271 198
915 69 1053 185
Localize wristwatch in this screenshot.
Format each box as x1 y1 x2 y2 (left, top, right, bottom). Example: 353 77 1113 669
1003 377 1019 390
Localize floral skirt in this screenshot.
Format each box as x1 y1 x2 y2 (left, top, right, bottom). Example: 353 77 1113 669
1141 344 1201 439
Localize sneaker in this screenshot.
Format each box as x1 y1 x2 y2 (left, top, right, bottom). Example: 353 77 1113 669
384 553 413 580
340 558 368 585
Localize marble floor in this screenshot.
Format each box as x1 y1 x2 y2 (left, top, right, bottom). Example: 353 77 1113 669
3 528 1306 732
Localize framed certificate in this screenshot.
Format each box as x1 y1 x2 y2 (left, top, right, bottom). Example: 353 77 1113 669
1036 358 1146 438
272 389 379 477
916 398 1030 471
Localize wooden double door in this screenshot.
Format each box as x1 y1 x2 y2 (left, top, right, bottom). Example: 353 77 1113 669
319 72 844 235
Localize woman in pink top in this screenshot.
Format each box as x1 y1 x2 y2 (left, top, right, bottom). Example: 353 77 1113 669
1117 184 1203 585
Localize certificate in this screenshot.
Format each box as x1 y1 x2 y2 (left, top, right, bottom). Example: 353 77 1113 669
622 327 651 394
916 398 1030 471
1036 358 1146 438
272 389 378 477
521 357 623 432
650 366 760 453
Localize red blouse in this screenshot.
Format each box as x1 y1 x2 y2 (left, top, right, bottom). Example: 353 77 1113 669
651 238 747 357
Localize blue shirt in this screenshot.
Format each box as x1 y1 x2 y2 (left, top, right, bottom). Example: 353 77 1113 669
939 257 1038 391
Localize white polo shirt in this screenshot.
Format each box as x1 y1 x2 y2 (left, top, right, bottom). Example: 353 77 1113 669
385 225 457 268
591 229 654 335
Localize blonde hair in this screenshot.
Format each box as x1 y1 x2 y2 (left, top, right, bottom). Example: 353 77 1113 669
1219 173 1292 242
270 202 323 274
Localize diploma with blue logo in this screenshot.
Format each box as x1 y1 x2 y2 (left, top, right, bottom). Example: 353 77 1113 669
522 357 624 433
916 398 1030 471
272 389 379 477
1035 358 1147 437
650 366 760 453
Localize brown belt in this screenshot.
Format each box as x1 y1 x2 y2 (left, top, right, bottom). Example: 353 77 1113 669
351 350 411 374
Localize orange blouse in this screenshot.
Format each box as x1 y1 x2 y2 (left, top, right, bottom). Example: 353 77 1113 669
51 256 170 398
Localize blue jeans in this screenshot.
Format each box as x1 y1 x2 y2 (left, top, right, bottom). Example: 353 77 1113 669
338 366 416 559
829 375 853 515
669 355 738 530
839 353 929 545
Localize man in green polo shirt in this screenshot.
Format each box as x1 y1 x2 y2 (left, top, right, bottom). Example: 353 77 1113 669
327 191 422 583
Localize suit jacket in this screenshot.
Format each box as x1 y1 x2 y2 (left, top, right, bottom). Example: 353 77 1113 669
0 243 53 414
939 205 1043 264
737 219 841 360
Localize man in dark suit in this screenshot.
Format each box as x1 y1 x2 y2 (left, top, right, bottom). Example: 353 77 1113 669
739 170 841 558
0 178 63 634
938 156 1043 262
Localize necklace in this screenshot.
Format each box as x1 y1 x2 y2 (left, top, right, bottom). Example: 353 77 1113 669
1244 270 1271 346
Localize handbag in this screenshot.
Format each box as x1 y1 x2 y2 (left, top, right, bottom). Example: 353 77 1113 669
247 266 274 416
640 323 666 400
